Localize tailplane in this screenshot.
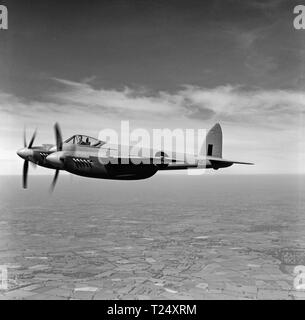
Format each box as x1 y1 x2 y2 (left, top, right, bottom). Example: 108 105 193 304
203 123 254 169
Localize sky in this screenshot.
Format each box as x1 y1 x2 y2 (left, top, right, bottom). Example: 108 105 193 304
0 0 304 175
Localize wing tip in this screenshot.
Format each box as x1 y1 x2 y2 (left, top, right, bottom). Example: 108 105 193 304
234 161 254 165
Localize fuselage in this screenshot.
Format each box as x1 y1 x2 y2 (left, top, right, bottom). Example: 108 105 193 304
45 143 169 180
18 140 227 180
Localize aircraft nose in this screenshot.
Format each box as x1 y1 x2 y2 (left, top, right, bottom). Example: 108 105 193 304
46 152 64 169
17 148 33 159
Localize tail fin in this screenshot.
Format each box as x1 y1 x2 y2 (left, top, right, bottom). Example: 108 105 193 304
206 123 222 158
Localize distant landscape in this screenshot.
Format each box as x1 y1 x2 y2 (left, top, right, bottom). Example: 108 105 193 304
0 174 304 299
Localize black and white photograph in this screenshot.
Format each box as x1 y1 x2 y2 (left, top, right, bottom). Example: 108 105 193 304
0 0 305 305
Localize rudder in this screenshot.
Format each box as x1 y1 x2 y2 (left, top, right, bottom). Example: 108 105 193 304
206 123 222 158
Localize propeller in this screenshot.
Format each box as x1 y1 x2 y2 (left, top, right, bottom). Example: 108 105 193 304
50 169 59 192
28 129 37 148
20 128 37 189
23 159 29 189
23 127 27 148
50 122 63 192
54 122 63 151
18 124 64 191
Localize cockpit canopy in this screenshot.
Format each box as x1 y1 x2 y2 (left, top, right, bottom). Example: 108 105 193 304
64 135 105 147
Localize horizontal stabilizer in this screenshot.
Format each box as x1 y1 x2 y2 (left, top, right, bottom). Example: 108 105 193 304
207 156 254 169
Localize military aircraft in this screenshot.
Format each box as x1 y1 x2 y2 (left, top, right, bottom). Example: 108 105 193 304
17 123 253 190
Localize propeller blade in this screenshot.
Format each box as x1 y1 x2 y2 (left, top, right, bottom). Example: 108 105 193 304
23 160 29 189
23 127 27 148
54 123 62 151
50 169 59 192
28 129 37 148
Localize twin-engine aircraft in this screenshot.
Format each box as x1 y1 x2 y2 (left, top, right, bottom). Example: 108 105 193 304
17 123 253 190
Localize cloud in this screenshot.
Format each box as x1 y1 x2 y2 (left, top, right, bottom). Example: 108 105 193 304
0 91 71 118
52 79 305 128
184 103 216 120
0 78 304 174
1 80 304 130
51 78 181 117
179 85 304 128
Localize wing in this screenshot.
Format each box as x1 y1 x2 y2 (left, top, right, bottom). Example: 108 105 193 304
101 153 253 169
155 156 253 170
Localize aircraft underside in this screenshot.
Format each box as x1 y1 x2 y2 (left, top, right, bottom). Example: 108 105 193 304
65 159 159 180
